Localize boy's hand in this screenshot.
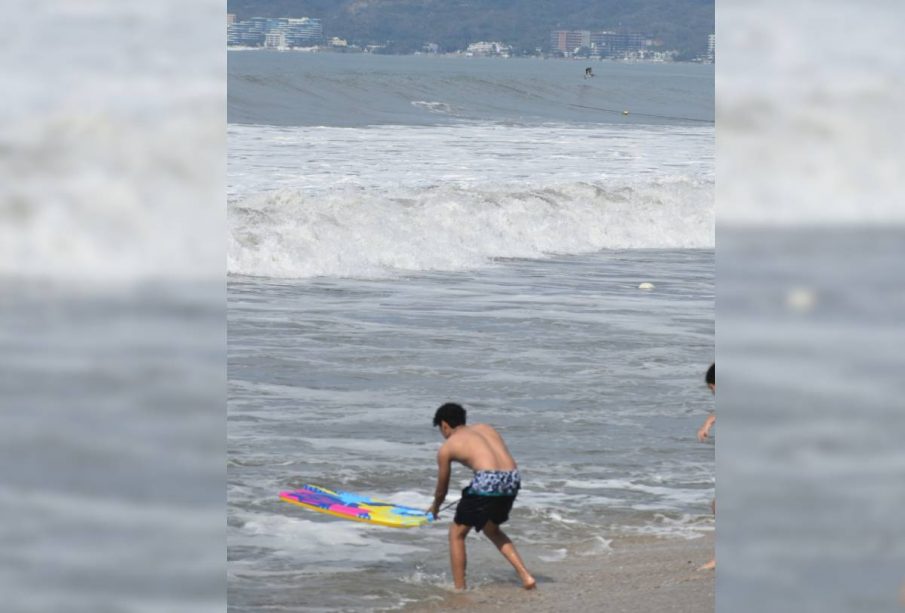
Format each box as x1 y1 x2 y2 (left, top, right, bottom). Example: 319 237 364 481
426 503 440 519
698 414 715 442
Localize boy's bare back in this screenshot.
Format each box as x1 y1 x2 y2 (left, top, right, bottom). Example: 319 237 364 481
440 423 517 472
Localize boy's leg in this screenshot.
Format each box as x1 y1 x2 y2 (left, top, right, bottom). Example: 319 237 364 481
482 521 536 589
448 522 471 590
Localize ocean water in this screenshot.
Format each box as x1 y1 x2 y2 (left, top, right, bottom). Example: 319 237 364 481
228 52 713 127
0 282 225 613
717 1 905 611
228 52 714 611
0 0 224 280
1 1 224 611
717 229 905 613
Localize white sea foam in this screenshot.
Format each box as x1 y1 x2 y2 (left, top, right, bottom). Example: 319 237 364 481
228 122 713 279
547 511 581 525
617 513 714 540
228 123 712 201
577 535 614 556
563 478 711 508
386 490 435 508
299 436 435 457
719 0 905 225
0 0 223 282
235 513 427 562
411 100 454 114
537 548 569 562
229 178 712 278
400 569 455 590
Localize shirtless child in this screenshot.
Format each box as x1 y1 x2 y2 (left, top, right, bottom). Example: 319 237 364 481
697 363 716 571
427 402 536 591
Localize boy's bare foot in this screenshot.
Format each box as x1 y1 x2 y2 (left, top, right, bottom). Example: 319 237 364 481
522 576 537 590
698 559 716 571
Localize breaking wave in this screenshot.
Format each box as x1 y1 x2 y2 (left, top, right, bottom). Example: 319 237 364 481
228 178 713 279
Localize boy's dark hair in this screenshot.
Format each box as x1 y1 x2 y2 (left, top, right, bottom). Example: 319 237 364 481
433 403 467 428
706 363 715 386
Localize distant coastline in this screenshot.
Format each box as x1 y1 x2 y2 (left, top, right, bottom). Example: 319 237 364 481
225 1 713 58
226 46 713 64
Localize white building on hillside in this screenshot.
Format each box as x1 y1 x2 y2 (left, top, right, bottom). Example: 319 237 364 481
466 41 511 57
264 31 287 49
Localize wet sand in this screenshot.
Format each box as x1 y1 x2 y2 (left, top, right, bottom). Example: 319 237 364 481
403 533 714 613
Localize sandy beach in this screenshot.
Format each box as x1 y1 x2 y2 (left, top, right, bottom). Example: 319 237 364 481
403 533 714 613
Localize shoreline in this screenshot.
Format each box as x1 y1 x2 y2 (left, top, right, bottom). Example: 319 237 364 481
400 533 714 612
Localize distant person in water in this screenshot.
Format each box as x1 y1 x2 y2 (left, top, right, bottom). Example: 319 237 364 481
427 402 536 590
698 363 716 570
585 66 594 78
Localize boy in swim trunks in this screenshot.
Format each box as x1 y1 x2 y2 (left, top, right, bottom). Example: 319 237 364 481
426 402 536 591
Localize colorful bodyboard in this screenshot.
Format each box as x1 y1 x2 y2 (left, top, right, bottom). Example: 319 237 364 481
279 485 433 528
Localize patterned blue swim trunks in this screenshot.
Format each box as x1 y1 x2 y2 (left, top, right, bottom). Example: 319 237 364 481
467 469 521 496
454 469 521 532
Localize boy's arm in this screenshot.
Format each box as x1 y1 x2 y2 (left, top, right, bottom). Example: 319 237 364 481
427 446 452 518
697 413 716 442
